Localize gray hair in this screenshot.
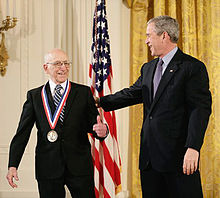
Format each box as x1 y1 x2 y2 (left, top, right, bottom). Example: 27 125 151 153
147 16 179 43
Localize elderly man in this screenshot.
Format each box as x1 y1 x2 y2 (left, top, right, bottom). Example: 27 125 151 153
6 49 108 198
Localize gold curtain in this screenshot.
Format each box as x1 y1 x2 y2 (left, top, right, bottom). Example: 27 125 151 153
124 0 220 197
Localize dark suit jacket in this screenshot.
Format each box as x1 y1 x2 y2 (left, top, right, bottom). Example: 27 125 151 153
100 48 212 172
8 81 101 180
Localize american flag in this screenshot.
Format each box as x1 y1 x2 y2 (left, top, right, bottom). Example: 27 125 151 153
89 0 122 197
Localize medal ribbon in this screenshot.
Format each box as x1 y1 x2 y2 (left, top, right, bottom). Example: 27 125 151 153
41 80 71 129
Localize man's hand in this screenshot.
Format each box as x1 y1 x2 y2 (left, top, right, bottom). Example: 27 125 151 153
6 167 19 188
93 96 100 108
183 148 199 175
93 115 107 137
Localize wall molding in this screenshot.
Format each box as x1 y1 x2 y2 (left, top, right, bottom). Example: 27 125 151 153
0 190 130 198
0 191 38 198
0 144 32 155
0 145 9 154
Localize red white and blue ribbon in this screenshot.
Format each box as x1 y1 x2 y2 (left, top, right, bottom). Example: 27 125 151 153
41 80 71 129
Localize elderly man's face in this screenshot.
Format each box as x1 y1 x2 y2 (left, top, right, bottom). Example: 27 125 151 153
44 50 70 84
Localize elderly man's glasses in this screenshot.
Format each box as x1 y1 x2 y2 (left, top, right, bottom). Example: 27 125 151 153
47 61 72 68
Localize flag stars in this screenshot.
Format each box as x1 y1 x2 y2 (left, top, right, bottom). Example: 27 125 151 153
96 79 101 87
104 46 108 53
91 1 112 93
97 69 102 76
101 22 106 29
102 57 107 65
97 10 101 16
97 0 102 5
92 57 97 65
102 10 106 17
103 68 107 76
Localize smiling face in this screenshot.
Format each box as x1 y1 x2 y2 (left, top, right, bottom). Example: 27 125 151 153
43 49 70 84
145 22 165 57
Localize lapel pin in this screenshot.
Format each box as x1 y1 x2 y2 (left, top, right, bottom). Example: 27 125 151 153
170 69 174 73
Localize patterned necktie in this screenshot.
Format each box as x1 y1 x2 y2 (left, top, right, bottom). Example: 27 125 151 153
153 58 164 97
54 84 65 122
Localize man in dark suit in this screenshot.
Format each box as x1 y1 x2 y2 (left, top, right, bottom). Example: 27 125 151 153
97 16 211 198
6 49 108 198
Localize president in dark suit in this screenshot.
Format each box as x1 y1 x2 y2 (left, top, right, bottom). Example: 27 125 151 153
6 49 108 198
97 16 211 198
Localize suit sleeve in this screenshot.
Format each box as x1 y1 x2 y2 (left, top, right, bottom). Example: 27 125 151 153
100 69 144 112
184 61 212 151
8 91 36 168
86 88 106 140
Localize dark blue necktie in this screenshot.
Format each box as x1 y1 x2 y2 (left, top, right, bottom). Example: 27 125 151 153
54 84 65 122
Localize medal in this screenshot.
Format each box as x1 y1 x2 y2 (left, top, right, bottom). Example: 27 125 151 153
41 80 71 142
47 130 58 142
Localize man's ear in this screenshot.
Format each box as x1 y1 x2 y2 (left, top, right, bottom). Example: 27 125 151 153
43 64 48 73
164 31 170 40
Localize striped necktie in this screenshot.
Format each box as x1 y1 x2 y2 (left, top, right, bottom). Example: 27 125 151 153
54 84 65 123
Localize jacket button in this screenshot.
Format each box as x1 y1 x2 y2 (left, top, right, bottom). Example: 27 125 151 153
149 116 152 120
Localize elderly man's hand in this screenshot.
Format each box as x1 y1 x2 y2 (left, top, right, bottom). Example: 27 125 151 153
93 115 107 137
6 167 19 188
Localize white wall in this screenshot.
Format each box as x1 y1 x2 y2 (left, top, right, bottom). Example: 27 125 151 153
0 0 130 197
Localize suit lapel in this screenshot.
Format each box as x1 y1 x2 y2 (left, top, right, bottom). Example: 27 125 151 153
45 82 56 115
142 59 158 105
63 82 78 122
148 59 158 104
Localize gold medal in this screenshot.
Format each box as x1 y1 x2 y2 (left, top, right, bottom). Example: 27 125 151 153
47 130 58 142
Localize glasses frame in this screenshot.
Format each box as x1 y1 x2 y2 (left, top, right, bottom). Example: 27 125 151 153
46 61 72 68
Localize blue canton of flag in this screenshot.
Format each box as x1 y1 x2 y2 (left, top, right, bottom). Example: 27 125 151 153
91 0 112 94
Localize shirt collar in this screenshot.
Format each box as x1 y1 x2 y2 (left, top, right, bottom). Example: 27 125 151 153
49 79 67 96
161 46 178 66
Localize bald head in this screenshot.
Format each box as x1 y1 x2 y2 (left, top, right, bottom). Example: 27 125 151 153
44 49 69 64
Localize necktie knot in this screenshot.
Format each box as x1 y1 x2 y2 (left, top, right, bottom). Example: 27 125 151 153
157 58 164 68
55 84 62 92
55 84 64 96
54 84 65 123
